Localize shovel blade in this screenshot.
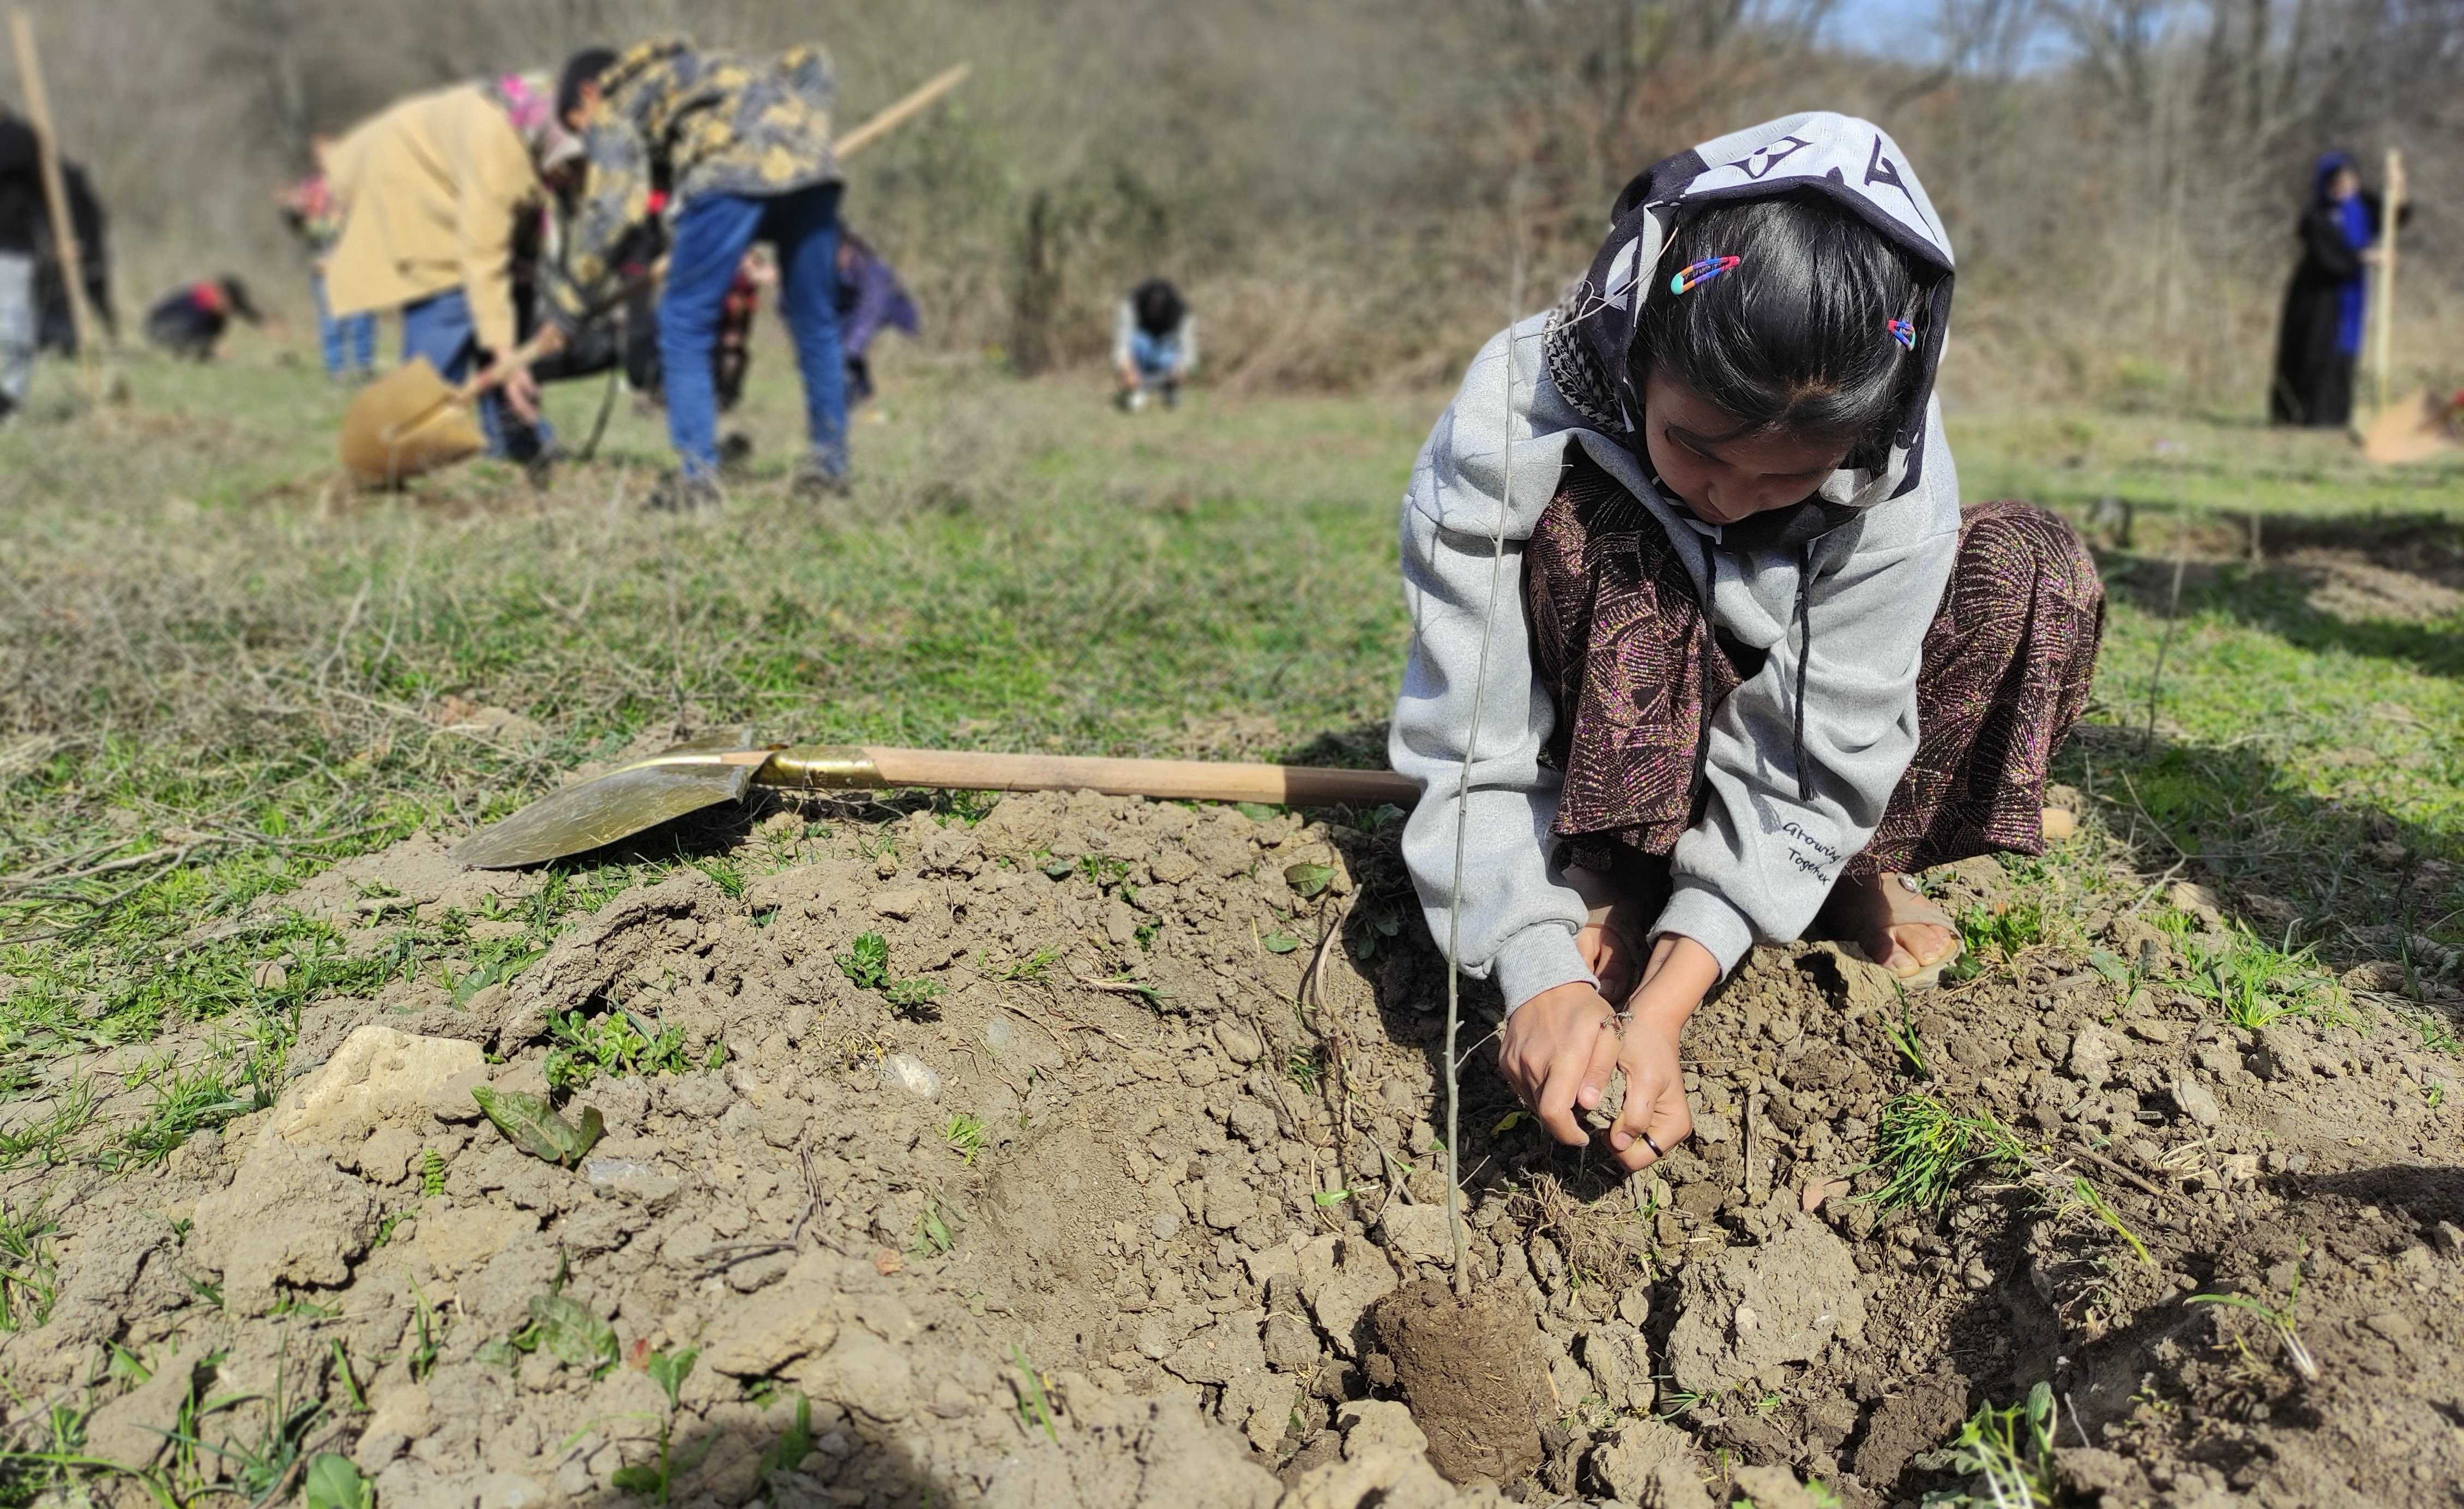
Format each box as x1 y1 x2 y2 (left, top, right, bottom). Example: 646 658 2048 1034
455 730 769 869
2364 390 2459 465
340 357 488 485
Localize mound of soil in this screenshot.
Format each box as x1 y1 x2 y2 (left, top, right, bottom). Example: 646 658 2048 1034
4 788 2461 1509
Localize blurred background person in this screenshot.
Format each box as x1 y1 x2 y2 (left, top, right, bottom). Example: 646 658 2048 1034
324 71 577 463
1113 276 1192 411
550 39 849 509
836 229 916 413
2270 150 2405 428
278 134 375 383
0 106 110 416
142 274 258 359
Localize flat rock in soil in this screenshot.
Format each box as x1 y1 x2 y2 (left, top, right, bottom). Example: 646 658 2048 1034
1662 1216 1865 1394
191 1141 378 1314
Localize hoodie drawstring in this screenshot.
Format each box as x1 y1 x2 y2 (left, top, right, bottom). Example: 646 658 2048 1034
1793 542 1812 802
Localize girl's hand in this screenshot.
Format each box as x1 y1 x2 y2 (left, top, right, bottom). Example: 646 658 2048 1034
1497 981 1622 1147
1575 917 1643 1004
1605 935 1720 1171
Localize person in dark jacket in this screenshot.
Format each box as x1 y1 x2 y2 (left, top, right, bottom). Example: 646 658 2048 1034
0 111 112 412
836 230 917 407
144 276 260 360
2270 151 2403 428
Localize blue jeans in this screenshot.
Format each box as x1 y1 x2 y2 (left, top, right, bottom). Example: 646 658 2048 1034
400 287 546 461
313 272 374 377
1130 329 1184 383
662 183 846 481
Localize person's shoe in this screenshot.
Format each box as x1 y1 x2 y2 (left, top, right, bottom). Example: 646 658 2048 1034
645 472 721 513
1161 380 1180 410
718 432 756 476
788 459 852 501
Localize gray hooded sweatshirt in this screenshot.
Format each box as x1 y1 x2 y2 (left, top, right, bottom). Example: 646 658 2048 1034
1389 112 1962 1010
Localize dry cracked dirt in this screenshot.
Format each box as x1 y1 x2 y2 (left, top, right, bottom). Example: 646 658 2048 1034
3 781 2461 1509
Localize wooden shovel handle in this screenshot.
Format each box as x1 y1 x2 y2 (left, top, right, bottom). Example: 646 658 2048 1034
762 743 1418 808
835 64 971 159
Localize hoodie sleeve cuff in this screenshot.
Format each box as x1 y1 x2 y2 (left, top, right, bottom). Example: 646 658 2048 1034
1652 885 1756 977
1492 924 1597 1017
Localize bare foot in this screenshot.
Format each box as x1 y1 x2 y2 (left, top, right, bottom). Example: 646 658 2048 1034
1824 873 1961 979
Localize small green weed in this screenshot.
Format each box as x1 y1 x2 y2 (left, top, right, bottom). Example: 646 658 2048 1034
611 1349 709 1504
1916 1381 2056 1507
884 977 945 1016
171 1344 329 1507
836 932 892 989
544 1007 692 1091
498 1293 621 1378
1350 907 1403 961
835 931 944 1018
2062 1176 2154 1269
407 1283 444 1380
912 1202 954 1256
2189 1252 2320 1382
943 1113 988 1164
1002 947 1064 982
1009 1345 1060 1442
1859 1093 2027 1212
420 1147 446 1197
1284 1047 1326 1092
2178 929 2324 1030
757 1394 815 1481
0 1076 97 1171
303 1453 372 1509
691 857 747 900
0 1194 60 1331
1879 984 1930 1078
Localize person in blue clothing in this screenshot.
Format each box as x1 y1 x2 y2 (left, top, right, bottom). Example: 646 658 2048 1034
836 230 918 410
2269 151 2405 428
1113 278 1193 412
547 39 849 510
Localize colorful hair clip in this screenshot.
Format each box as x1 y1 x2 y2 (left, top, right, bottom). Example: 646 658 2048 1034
1670 256 1741 295
1887 317 1917 351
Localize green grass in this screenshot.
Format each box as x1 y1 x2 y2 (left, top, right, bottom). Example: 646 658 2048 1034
1858 1092 2031 1213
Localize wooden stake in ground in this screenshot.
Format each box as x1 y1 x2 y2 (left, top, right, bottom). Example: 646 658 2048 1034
2369 147 2406 417
8 10 100 384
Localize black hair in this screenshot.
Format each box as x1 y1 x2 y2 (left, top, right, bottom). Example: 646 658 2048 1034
1131 278 1185 338
218 275 261 323
1632 193 1922 460
558 46 620 123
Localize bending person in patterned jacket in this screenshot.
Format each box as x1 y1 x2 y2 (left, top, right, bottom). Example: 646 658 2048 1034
545 40 850 512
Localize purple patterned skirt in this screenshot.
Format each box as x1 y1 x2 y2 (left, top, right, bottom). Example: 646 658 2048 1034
1525 448 2104 886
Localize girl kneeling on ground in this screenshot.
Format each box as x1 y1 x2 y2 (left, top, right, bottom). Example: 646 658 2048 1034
1391 113 2103 1173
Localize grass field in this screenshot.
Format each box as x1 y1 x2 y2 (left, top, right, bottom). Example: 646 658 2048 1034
3 336 2461 1166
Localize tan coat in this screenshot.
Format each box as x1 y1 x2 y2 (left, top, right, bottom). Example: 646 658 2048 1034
323 84 539 353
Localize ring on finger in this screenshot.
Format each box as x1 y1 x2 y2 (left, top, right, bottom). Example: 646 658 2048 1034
1640 1131 1664 1159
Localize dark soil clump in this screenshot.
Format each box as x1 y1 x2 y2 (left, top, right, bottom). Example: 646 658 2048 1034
1371 1277 1550 1482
